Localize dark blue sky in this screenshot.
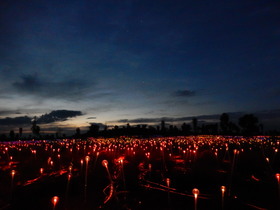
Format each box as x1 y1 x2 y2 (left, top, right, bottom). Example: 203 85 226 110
0 0 280 134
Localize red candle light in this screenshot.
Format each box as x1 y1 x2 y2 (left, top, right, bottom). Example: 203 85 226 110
51 196 59 210
192 188 199 210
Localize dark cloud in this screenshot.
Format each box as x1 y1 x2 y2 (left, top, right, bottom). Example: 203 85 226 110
12 74 92 100
117 118 159 124
13 75 42 93
88 122 107 129
0 110 83 129
173 90 196 97
87 117 96 119
0 110 21 116
37 110 83 124
0 116 31 126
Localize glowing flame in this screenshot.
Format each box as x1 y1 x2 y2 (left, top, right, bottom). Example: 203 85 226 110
166 178 170 187
102 160 108 168
276 173 280 183
51 196 59 206
192 188 199 198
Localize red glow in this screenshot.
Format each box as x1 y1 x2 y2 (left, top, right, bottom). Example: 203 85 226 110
276 173 280 183
116 156 125 163
192 188 199 198
51 196 59 206
102 159 108 168
166 178 170 187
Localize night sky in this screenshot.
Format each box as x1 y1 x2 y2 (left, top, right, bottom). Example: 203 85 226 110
0 0 280 134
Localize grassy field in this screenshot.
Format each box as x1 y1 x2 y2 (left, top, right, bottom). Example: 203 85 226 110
0 136 279 209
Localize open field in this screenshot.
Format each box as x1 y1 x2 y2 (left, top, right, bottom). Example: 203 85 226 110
0 136 279 209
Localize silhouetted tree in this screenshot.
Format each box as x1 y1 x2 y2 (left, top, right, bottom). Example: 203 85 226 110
238 114 259 136
156 126 160 133
19 127 23 138
169 125 179 136
161 120 166 133
126 123 132 135
148 126 156 135
228 122 240 135
181 122 191 135
88 123 100 137
75 127 81 138
192 118 198 134
202 123 218 135
0 134 7 142
220 113 230 134
9 130 15 140
56 128 63 138
31 117 40 136
259 123 264 135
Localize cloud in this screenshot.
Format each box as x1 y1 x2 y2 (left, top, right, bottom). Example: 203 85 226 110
87 117 96 119
12 74 93 101
0 110 22 116
88 122 107 128
13 75 41 93
0 110 83 133
173 90 196 97
0 116 31 126
117 118 160 124
37 110 83 124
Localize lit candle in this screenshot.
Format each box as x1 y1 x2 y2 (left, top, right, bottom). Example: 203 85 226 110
85 156 90 188
69 165 72 173
80 159 84 170
192 188 199 210
51 196 59 210
119 158 126 191
11 170 15 190
40 168 44 175
276 173 280 201
220 186 226 210
66 173 72 199
166 178 171 208
102 159 108 168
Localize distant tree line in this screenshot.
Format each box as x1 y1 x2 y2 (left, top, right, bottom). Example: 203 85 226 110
0 113 279 141
83 113 263 138
74 113 275 138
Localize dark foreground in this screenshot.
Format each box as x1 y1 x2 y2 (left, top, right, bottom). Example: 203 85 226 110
0 136 279 210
